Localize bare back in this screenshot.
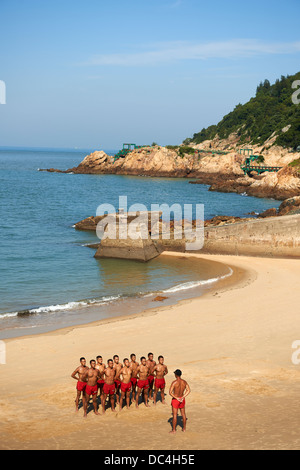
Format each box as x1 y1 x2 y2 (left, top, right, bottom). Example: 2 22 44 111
171 378 187 398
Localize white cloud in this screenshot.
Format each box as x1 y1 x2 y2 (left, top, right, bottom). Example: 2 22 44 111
82 39 300 67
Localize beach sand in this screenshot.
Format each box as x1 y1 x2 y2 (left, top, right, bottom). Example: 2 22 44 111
0 252 299 450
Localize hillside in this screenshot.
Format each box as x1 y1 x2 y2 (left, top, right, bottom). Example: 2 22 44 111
185 72 300 151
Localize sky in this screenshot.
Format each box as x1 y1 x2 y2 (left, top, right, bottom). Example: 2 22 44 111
0 0 300 150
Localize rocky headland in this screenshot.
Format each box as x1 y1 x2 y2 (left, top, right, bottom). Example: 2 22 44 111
41 141 300 201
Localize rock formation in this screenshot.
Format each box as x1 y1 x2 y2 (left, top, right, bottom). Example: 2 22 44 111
41 141 300 201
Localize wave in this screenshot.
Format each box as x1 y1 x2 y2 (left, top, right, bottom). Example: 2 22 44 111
0 269 233 321
0 296 121 319
161 268 233 294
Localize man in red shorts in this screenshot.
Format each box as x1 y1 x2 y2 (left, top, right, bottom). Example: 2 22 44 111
82 359 101 418
153 355 168 405
135 356 150 408
118 358 132 411
169 369 191 433
71 357 89 413
113 355 122 406
146 352 156 400
96 356 105 396
129 353 139 402
102 359 116 413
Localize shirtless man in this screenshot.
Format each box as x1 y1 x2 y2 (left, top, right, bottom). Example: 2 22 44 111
129 353 139 401
113 355 122 406
135 356 150 408
146 352 156 400
118 358 132 411
102 359 116 413
71 357 89 412
169 369 191 433
82 359 101 417
153 355 168 405
96 355 105 407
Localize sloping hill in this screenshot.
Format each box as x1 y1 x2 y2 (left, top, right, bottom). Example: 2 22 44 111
185 72 300 151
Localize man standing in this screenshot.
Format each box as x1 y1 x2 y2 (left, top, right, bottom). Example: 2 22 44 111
96 355 105 407
102 359 116 413
135 357 150 408
71 357 88 413
113 355 122 406
83 360 101 418
118 358 132 411
169 369 191 433
129 353 139 402
153 355 168 405
146 352 156 400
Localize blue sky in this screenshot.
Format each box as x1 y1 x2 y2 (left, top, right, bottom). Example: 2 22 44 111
0 0 300 150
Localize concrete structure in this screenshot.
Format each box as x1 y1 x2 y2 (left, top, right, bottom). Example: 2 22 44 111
76 212 300 260
200 214 300 258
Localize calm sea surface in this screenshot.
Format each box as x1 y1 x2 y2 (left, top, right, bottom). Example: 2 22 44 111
0 148 280 338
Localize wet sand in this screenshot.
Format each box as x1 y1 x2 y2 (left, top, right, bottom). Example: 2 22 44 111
0 253 300 450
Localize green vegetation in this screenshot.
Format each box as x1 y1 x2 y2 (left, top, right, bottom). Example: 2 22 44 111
289 158 300 173
165 145 179 150
256 155 265 164
178 146 196 157
185 72 300 150
165 145 196 157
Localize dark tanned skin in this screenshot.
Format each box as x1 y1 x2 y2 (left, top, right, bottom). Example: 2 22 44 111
146 353 156 400
169 374 191 433
82 361 101 418
71 358 88 412
130 355 139 401
103 360 116 413
96 356 105 408
118 359 132 411
113 356 122 405
135 358 150 408
153 357 168 405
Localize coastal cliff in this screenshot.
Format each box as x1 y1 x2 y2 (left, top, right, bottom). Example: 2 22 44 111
43 144 300 200
42 72 300 200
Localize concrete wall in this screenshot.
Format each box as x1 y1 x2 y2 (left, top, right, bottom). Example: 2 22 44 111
198 214 300 258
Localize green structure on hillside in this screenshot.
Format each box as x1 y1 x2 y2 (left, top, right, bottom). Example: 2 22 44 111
113 144 149 162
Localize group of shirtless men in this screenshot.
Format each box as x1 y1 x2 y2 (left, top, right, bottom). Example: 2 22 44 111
71 352 191 433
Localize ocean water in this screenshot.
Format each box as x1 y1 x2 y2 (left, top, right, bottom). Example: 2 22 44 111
0 148 281 338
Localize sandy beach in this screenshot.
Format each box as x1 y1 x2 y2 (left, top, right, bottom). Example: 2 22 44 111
0 252 299 450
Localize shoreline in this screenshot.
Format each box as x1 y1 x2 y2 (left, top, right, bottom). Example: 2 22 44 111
2 252 300 450
2 253 242 342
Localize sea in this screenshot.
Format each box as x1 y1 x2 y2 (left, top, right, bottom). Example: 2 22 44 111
0 147 281 339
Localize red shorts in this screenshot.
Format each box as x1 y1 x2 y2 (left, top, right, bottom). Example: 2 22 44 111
137 379 149 390
97 379 105 390
172 398 185 409
115 379 121 391
86 384 98 396
103 383 116 395
121 382 132 393
148 375 154 387
131 377 137 387
155 378 166 390
76 381 87 392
